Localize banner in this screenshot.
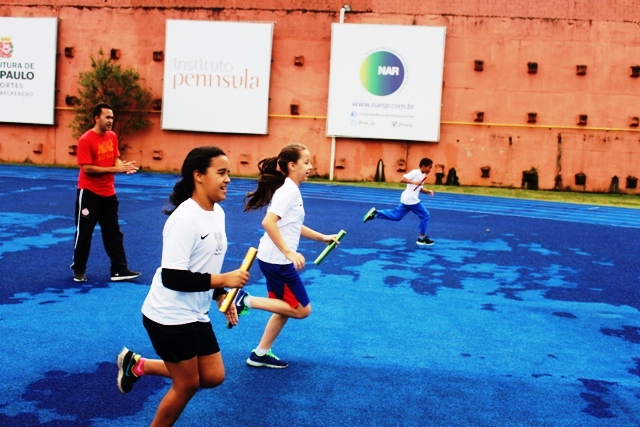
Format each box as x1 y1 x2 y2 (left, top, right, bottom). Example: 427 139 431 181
0 17 58 125
326 23 446 142
161 20 274 134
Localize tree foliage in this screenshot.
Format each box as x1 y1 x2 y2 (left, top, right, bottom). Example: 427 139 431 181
69 50 153 150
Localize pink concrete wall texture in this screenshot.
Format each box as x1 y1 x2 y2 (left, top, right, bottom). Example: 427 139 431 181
1 0 639 193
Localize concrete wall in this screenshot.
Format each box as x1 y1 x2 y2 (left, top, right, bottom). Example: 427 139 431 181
1 0 639 193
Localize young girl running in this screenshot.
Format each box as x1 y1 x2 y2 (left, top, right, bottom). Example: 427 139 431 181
237 143 338 368
116 146 249 427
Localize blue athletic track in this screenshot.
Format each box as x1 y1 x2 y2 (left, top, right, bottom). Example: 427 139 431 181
0 164 639 427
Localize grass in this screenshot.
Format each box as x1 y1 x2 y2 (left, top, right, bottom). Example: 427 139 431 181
307 178 640 209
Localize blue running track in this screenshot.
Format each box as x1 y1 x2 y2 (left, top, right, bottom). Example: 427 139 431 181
0 164 639 426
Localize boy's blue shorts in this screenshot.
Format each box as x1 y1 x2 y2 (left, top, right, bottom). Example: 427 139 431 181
258 259 310 308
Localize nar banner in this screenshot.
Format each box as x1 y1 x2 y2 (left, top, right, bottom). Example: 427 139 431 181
161 20 274 134
0 17 58 125
326 23 446 142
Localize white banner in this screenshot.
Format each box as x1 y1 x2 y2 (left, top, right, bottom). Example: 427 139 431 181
326 23 446 142
161 20 274 134
0 17 58 125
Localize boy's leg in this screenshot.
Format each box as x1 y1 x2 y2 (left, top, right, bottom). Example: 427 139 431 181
408 203 430 235
375 203 411 222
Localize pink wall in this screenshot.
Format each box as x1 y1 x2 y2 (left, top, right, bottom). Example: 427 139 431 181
1 0 639 193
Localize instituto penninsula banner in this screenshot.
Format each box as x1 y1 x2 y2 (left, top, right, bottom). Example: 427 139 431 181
0 17 58 125
326 23 446 142
161 20 274 134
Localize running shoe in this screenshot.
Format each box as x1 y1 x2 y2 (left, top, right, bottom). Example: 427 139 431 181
246 349 289 368
117 347 141 393
363 207 377 223
416 236 435 246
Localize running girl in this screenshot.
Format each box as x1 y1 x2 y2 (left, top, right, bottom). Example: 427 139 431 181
116 146 248 427
238 143 339 368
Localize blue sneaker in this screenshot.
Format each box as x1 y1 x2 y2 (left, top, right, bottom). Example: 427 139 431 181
246 349 289 368
117 347 141 393
363 207 377 223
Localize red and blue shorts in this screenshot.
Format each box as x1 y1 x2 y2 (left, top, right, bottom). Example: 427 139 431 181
258 259 310 308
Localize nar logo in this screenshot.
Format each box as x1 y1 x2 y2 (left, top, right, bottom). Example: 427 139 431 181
360 50 405 96
0 36 14 59
378 66 400 76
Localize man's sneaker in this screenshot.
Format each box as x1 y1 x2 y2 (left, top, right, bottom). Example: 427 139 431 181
416 236 435 246
363 207 377 223
111 269 141 282
73 273 87 282
227 289 250 329
246 349 288 369
117 347 141 393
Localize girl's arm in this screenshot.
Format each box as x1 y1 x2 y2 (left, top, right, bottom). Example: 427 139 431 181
301 225 336 244
263 212 306 269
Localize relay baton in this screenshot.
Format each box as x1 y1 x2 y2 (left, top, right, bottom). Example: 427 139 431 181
313 230 347 265
413 176 427 191
219 247 257 313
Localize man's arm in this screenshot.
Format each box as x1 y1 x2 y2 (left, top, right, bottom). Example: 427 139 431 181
81 158 138 175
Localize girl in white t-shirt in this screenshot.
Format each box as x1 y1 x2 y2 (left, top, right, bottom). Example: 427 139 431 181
238 143 339 368
116 146 249 426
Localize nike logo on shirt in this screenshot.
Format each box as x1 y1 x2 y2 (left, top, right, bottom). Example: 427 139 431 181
201 233 209 240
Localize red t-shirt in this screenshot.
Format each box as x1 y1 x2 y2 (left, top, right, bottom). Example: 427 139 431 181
76 129 120 197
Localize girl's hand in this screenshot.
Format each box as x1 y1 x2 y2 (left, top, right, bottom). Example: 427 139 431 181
223 269 249 288
285 251 306 270
224 303 240 327
323 234 340 245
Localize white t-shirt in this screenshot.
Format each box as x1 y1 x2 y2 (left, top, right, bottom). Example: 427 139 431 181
399 168 426 205
257 177 304 265
142 198 227 325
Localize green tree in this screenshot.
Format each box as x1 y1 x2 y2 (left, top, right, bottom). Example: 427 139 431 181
69 49 153 151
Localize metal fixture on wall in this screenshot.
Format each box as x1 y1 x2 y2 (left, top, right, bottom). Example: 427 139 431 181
577 114 588 125
65 95 78 106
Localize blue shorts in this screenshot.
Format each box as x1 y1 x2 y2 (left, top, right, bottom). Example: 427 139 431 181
258 259 310 308
142 315 220 363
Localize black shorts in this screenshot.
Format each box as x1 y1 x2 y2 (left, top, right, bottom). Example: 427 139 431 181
142 315 220 363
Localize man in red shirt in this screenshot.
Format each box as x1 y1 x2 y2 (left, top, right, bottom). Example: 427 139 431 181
71 103 141 282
